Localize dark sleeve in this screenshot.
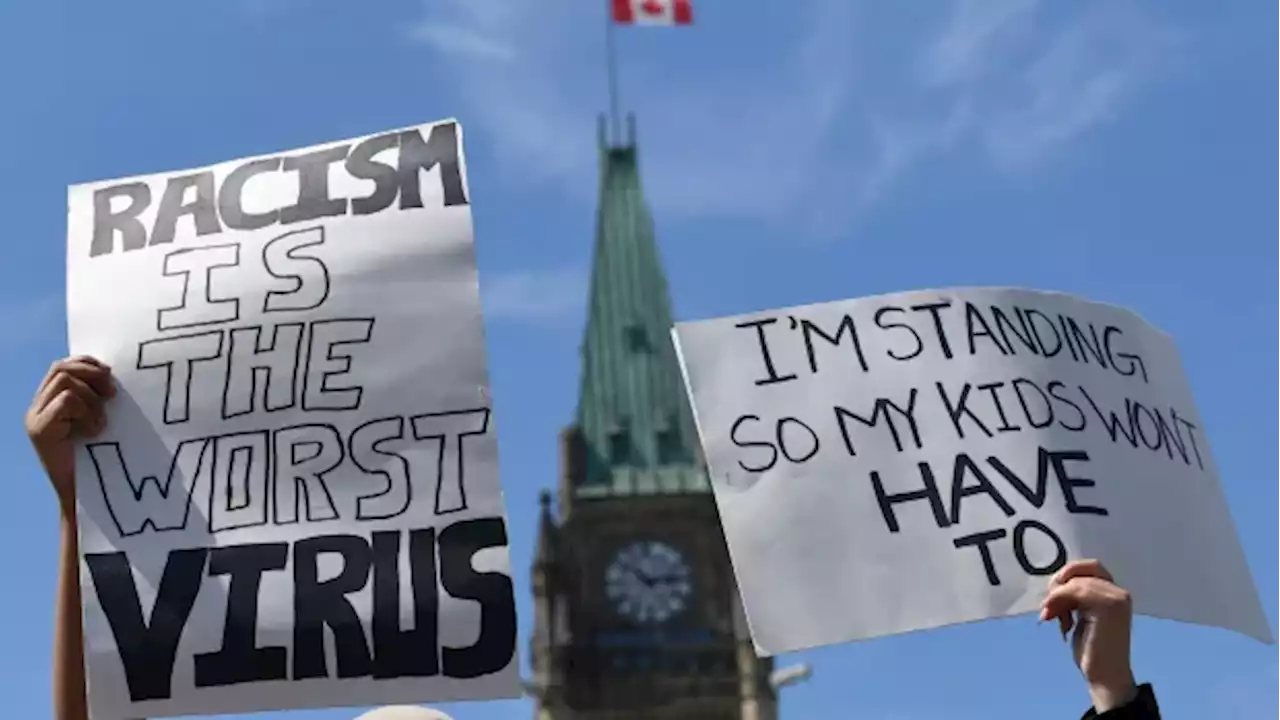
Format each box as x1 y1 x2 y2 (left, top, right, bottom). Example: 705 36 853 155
1080 684 1160 720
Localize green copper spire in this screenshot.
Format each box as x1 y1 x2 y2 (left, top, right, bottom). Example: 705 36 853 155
573 115 708 497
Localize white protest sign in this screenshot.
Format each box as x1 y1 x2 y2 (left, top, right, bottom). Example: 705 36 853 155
66 120 520 718
672 287 1273 656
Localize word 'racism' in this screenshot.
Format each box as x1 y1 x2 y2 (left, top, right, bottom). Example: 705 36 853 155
88 123 467 258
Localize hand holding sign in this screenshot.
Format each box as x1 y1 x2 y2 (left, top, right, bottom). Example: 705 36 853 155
26 356 116 511
1042 560 1137 713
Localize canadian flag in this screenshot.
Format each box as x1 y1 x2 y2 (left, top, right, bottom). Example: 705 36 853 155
612 0 694 25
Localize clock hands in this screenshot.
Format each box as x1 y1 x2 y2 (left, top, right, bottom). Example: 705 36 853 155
632 566 687 588
606 540 692 624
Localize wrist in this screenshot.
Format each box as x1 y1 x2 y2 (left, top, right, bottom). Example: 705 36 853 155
58 502 78 536
58 496 76 523
1088 674 1138 713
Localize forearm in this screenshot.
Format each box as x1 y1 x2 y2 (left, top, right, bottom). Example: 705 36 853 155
55 511 88 720
1089 672 1138 713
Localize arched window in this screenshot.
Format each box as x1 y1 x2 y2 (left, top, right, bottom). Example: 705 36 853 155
656 416 683 464
608 427 631 465
624 323 651 353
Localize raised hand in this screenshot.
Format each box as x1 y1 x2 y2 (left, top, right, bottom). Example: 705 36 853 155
25 355 115 513
1041 559 1138 713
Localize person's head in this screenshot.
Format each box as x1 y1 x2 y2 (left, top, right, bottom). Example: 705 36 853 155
353 707 454 720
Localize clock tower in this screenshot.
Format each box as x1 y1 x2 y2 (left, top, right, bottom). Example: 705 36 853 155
527 116 777 720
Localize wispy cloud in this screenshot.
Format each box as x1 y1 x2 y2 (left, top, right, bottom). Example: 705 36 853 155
919 0 1038 89
406 0 1176 231
481 267 585 324
407 21 515 61
980 4 1176 169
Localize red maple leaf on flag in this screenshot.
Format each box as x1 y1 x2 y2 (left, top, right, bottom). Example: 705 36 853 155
613 0 694 25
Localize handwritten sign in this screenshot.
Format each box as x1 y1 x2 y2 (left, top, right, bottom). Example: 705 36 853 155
66 120 520 718
672 287 1273 656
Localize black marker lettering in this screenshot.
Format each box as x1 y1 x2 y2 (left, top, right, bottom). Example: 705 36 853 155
86 440 208 537
976 381 1020 433
935 382 993 439
1011 378 1054 430
833 389 921 455
262 226 330 313
302 319 374 411
952 529 1006 586
438 518 517 679
193 544 289 687
776 416 820 464
137 331 225 425
222 323 303 419
1012 519 1067 577
735 318 797 386
1046 381 1086 432
909 301 954 359
293 535 374 680
870 461 950 533
410 408 491 516
948 453 1016 524
272 424 344 525
1103 325 1148 383
873 305 923 361
371 529 441 678
85 548 207 702
729 414 778 472
1046 449 1107 516
1023 308 1063 358
157 246 241 331
964 302 1010 356
351 417 413 521
207 431 271 534
800 314 869 373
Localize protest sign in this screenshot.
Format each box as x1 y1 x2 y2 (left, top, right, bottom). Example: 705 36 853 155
65 120 520 718
672 287 1273 656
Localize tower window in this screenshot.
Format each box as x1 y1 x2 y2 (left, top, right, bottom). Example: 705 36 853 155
624 324 651 353
608 428 631 465
657 426 682 464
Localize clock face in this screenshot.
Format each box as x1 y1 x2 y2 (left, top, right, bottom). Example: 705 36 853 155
604 540 693 625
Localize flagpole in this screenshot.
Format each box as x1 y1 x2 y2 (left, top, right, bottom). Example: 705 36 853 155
604 1 622 146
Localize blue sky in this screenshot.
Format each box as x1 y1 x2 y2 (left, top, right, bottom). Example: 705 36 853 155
0 0 1274 718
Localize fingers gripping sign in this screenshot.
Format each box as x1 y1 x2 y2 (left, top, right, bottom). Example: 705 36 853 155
1039 559 1138 713
26 355 117 507
1042 559 1119 633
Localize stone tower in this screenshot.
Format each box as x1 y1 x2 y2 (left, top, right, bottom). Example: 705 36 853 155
527 116 777 720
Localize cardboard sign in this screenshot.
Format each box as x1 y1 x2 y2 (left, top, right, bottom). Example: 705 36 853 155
66 120 520 718
672 287 1273 656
